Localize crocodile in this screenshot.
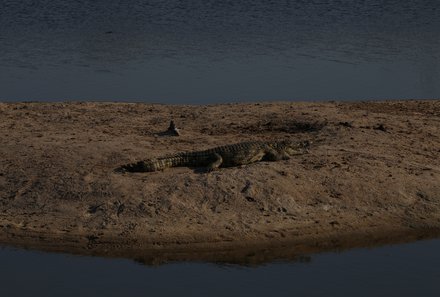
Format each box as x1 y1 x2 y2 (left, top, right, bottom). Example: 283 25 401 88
118 140 310 173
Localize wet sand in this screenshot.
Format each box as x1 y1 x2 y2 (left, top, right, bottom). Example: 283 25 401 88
0 100 439 263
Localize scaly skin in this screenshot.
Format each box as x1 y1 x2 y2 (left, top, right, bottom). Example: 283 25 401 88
118 140 310 172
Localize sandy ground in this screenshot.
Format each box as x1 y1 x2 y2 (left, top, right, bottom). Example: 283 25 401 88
0 100 439 264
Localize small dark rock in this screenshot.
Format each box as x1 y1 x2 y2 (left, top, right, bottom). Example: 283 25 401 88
158 120 180 136
88 204 103 214
338 121 353 128
329 220 340 226
86 235 99 242
245 196 256 202
416 191 428 200
374 124 387 132
117 203 125 216
241 180 252 193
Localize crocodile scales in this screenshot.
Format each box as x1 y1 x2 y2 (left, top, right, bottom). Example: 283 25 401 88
118 140 310 172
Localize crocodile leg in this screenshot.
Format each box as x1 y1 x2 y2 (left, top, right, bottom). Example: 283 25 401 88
206 153 223 171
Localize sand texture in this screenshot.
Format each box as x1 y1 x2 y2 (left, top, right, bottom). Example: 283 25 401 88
0 100 439 263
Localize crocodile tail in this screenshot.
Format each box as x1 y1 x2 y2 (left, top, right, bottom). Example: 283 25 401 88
119 155 187 172
117 160 156 172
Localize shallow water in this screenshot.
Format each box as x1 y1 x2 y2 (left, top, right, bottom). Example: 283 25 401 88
1 0 439 103
1 239 439 297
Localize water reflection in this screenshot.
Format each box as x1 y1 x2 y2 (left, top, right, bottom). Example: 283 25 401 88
1 229 439 266
1 238 439 297
0 0 439 102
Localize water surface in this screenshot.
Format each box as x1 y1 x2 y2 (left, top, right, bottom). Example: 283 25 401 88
1 0 439 103
1 239 439 297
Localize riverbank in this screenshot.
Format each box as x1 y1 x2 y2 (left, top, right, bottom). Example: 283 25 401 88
1 100 439 263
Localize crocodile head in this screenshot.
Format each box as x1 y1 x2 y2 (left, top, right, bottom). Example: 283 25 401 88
275 140 311 156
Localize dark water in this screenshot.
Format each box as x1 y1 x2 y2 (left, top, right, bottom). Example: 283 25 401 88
1 0 439 103
1 239 440 297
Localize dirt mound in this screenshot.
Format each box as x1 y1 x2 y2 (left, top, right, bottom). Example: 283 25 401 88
0 100 439 262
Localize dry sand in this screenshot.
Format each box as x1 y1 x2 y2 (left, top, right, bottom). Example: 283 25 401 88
0 100 439 264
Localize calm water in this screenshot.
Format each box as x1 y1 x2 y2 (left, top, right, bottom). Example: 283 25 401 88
0 0 439 103
1 239 440 297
